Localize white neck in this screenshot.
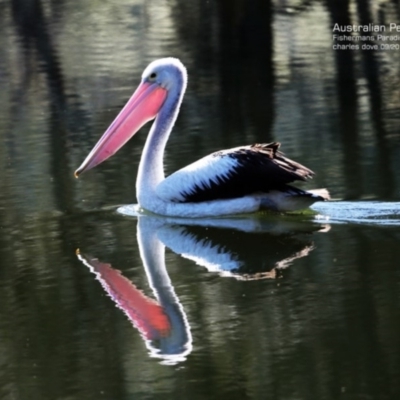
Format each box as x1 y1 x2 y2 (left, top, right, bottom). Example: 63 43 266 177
136 80 186 205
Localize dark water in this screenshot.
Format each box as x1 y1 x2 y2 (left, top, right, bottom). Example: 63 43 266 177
1 0 400 399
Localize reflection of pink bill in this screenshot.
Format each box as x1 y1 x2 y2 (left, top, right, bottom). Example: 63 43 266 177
76 250 171 340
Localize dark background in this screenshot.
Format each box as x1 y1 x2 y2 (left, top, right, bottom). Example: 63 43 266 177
0 1 400 399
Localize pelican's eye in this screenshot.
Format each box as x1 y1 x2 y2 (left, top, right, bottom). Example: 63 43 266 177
149 72 157 80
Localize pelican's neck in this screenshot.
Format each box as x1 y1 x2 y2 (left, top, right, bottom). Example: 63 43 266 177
136 77 186 203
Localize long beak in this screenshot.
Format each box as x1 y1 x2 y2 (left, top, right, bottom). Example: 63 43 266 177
75 81 167 177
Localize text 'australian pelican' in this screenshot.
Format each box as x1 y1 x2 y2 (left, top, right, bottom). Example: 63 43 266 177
75 58 329 217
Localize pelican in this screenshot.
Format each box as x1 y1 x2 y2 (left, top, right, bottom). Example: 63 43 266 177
75 58 329 217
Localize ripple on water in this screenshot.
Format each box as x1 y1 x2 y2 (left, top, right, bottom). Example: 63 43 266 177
312 201 400 226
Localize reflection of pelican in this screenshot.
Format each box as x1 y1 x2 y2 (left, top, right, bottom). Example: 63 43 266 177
159 226 314 280
77 217 192 364
77 214 328 362
113 210 327 279
148 214 328 280
75 58 329 217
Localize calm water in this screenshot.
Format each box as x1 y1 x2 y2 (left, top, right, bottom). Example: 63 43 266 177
1 0 400 399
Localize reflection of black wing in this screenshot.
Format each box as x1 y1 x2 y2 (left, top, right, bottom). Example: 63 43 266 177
157 143 315 203
159 223 320 279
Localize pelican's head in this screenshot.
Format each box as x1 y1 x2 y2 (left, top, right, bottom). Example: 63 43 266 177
142 58 187 91
75 58 187 177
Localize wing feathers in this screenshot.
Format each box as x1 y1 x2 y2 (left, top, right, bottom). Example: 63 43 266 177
156 142 316 203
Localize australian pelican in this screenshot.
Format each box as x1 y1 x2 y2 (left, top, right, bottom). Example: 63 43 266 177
75 58 329 217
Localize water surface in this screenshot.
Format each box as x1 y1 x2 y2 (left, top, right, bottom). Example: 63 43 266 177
1 1 400 399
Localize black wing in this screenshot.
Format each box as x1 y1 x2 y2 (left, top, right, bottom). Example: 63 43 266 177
157 142 315 203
